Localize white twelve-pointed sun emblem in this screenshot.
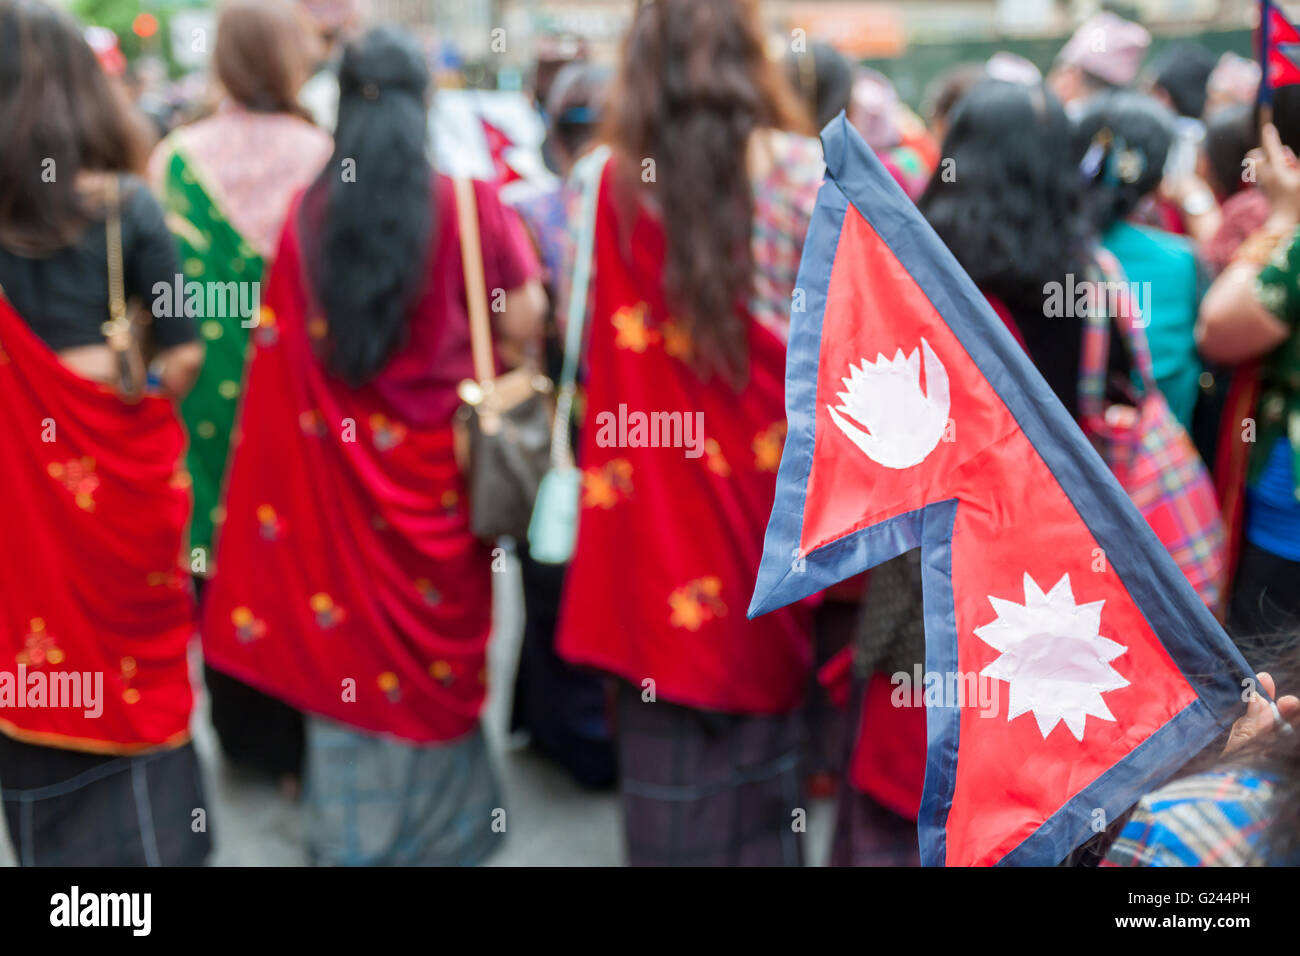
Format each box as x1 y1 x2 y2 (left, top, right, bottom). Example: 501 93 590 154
827 338 950 469
975 573 1129 742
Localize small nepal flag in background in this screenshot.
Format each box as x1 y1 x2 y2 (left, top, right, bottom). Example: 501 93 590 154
480 116 525 187
748 115 1256 867
1260 1 1300 103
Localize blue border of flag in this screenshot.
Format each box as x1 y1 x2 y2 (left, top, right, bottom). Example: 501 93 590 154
747 113 1255 866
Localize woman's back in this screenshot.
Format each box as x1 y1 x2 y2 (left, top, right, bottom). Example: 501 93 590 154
366 174 541 426
552 0 822 862
198 28 543 740
151 105 331 259
605 128 823 345
0 176 193 354
0 0 210 866
200 24 545 867
555 132 821 715
150 103 330 563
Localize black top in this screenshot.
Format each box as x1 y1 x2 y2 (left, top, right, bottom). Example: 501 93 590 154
0 175 195 351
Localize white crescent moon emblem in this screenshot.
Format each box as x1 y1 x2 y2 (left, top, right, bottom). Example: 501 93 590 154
826 338 951 469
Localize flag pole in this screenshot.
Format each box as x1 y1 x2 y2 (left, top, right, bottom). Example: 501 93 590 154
1262 0 1275 129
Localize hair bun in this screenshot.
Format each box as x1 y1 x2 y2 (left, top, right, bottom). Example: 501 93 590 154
337 25 428 100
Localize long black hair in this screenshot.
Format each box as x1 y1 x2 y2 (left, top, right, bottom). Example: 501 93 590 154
1074 90 1175 235
918 79 1090 413
603 0 811 389
1203 103 1256 199
299 26 432 386
920 80 1088 316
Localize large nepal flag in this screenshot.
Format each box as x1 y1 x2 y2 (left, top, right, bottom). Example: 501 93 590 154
748 114 1257 867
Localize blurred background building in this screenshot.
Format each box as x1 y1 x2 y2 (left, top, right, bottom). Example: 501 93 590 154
65 0 1268 108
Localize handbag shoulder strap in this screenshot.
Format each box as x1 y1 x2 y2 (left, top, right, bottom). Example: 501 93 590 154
1076 271 1110 421
550 144 610 468
100 174 147 402
104 175 127 329
558 144 609 394
453 177 495 386
1077 249 1157 420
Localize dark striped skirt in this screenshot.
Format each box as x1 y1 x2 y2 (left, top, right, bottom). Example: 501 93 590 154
0 735 212 866
616 682 806 866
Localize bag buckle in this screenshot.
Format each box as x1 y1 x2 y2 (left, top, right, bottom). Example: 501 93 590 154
100 316 133 352
458 378 490 406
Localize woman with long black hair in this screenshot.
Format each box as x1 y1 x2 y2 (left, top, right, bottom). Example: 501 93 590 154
201 26 544 865
554 0 821 865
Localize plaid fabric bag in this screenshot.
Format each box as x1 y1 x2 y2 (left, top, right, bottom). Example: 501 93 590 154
1079 251 1227 612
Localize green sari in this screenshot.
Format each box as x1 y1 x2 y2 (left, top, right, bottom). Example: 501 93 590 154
155 144 264 569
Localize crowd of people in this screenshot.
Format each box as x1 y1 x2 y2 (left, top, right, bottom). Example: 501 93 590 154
0 0 1297 867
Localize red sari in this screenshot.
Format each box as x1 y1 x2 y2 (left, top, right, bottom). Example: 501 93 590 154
556 167 813 715
201 205 493 743
0 294 194 752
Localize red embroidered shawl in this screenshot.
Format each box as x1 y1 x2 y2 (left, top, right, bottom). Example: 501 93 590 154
201 209 493 743
0 295 194 752
556 167 813 714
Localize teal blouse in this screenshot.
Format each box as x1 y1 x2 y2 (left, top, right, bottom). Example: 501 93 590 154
1101 220 1204 431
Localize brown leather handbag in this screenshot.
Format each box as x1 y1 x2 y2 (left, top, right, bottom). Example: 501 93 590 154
450 177 554 541
101 175 149 402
